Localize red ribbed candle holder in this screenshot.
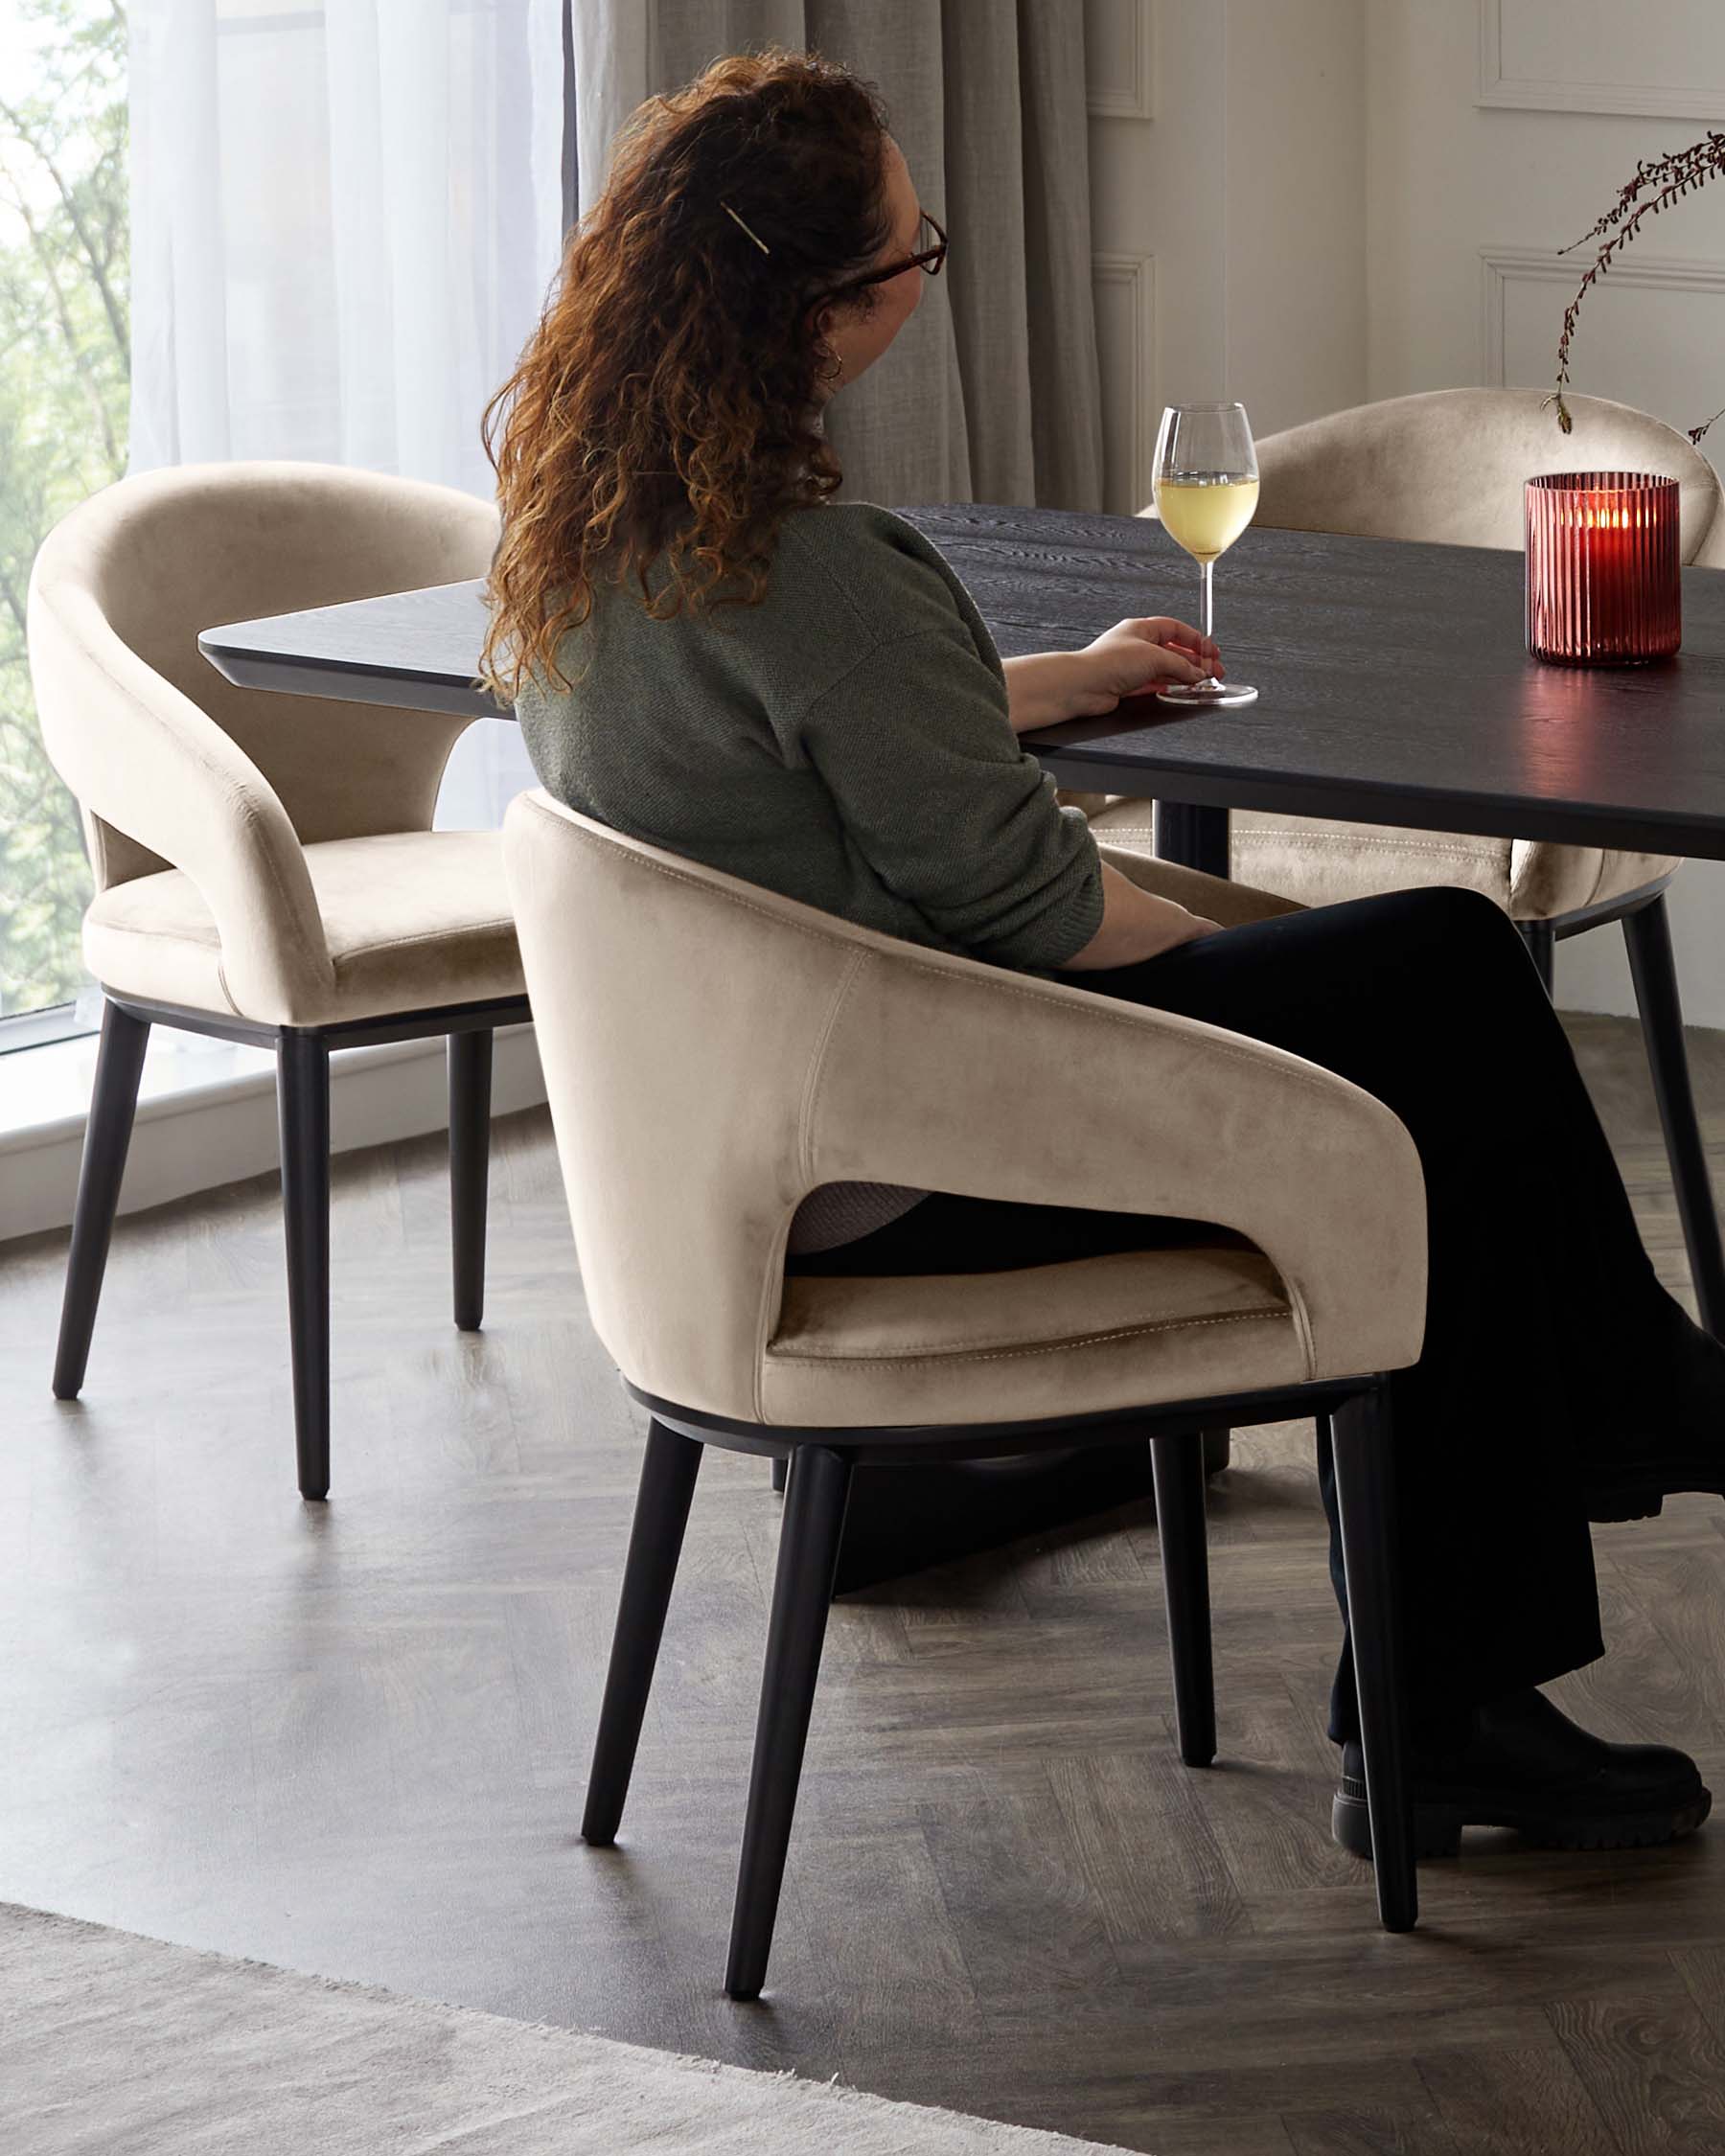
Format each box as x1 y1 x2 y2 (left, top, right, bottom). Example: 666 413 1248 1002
1525 470 1681 665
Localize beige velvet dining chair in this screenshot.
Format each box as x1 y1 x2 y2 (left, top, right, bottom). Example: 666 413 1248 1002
26 460 524 1501
502 789 1430 1997
1695 501 1725 571
1097 387 1725 1330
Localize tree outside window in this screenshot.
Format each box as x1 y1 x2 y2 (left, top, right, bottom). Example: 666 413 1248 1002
1 0 126 1025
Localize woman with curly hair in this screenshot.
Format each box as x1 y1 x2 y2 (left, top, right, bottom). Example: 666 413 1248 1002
483 48 1724 1867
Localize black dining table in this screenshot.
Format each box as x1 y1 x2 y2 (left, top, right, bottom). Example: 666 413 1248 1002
199 502 1725 1582
200 500 1725 870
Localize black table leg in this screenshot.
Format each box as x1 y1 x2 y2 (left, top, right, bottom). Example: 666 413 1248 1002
1155 800 1231 881
832 1444 1159 1594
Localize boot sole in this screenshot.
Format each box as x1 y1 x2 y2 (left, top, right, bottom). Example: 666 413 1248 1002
1332 1780 1713 1861
1585 1469 1725 1523
1586 1492 1668 1523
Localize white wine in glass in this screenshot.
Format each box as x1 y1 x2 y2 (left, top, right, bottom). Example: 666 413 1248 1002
1151 401 1259 708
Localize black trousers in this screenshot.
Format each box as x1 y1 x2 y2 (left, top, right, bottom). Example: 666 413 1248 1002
793 886 1709 1745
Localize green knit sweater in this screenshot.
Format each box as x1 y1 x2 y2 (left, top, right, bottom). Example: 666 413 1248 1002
515 501 1105 973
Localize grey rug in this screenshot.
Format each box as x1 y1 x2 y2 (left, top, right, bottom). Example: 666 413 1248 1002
1 1903 1134 2154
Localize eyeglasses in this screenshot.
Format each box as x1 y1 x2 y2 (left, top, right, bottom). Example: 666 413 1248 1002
816 212 948 303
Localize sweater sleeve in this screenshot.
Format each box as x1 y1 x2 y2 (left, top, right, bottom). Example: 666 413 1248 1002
795 619 1105 971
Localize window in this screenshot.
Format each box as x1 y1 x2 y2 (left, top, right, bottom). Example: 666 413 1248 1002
0 0 126 1045
4 1 563 1056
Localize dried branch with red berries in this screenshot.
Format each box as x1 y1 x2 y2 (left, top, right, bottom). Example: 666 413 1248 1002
1551 129 1725 443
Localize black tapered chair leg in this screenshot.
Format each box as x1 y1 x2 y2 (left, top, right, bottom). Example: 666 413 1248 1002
582 1419 705 1845
1623 893 1725 1338
449 1028 494 1332
1327 1390 1416 1933
1150 1429 1216 1767
278 1031 333 1501
725 1444 854 2001
1519 918 1555 999
770 1456 787 1494
53 999 151 1400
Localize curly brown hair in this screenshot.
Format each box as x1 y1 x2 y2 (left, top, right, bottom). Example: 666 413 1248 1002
477 47 894 703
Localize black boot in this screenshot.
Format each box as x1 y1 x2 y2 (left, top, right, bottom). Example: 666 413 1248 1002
1334 1687 1711 1860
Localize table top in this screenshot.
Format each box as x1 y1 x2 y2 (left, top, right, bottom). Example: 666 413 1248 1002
196 501 1725 863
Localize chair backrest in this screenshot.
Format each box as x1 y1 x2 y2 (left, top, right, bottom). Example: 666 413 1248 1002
1694 491 1725 570
1251 389 1721 559
503 790 883 1420
29 460 500 899
505 791 1430 1422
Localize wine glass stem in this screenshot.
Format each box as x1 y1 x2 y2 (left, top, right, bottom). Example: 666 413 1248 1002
1199 558 1217 684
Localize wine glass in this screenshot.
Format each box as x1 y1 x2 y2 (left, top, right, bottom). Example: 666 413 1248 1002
1152 402 1259 707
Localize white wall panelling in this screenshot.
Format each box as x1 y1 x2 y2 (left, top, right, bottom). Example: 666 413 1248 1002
1085 0 1157 122
1092 251 1158 514
1479 244 1725 397
1119 0 1227 405
1222 0 1367 440
1479 245 1725 498
1477 0 1725 122
1085 1 1367 467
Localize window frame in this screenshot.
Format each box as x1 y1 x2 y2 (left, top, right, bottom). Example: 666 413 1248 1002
0 1001 94 1055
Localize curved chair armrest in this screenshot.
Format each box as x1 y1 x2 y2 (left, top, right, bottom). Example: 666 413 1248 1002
809 942 1427 1379
27 561 333 1021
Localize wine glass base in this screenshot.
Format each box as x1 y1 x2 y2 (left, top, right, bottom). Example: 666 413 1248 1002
1155 679 1259 708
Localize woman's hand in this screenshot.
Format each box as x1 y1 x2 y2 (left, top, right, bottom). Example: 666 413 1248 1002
1076 617 1223 710
1000 622 1224 733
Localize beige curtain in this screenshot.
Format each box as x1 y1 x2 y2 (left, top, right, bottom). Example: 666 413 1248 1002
567 0 1104 512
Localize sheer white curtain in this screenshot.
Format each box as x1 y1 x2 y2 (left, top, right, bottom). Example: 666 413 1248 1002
126 0 566 825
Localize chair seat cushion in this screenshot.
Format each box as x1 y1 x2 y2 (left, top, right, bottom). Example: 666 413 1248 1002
84 830 525 1026
1084 803 1678 924
761 1239 1300 1426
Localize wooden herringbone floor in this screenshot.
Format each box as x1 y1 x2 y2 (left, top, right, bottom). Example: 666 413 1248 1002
3 1010 1725 2154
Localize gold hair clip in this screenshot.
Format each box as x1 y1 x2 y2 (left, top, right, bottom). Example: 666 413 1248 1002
721 199 770 255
